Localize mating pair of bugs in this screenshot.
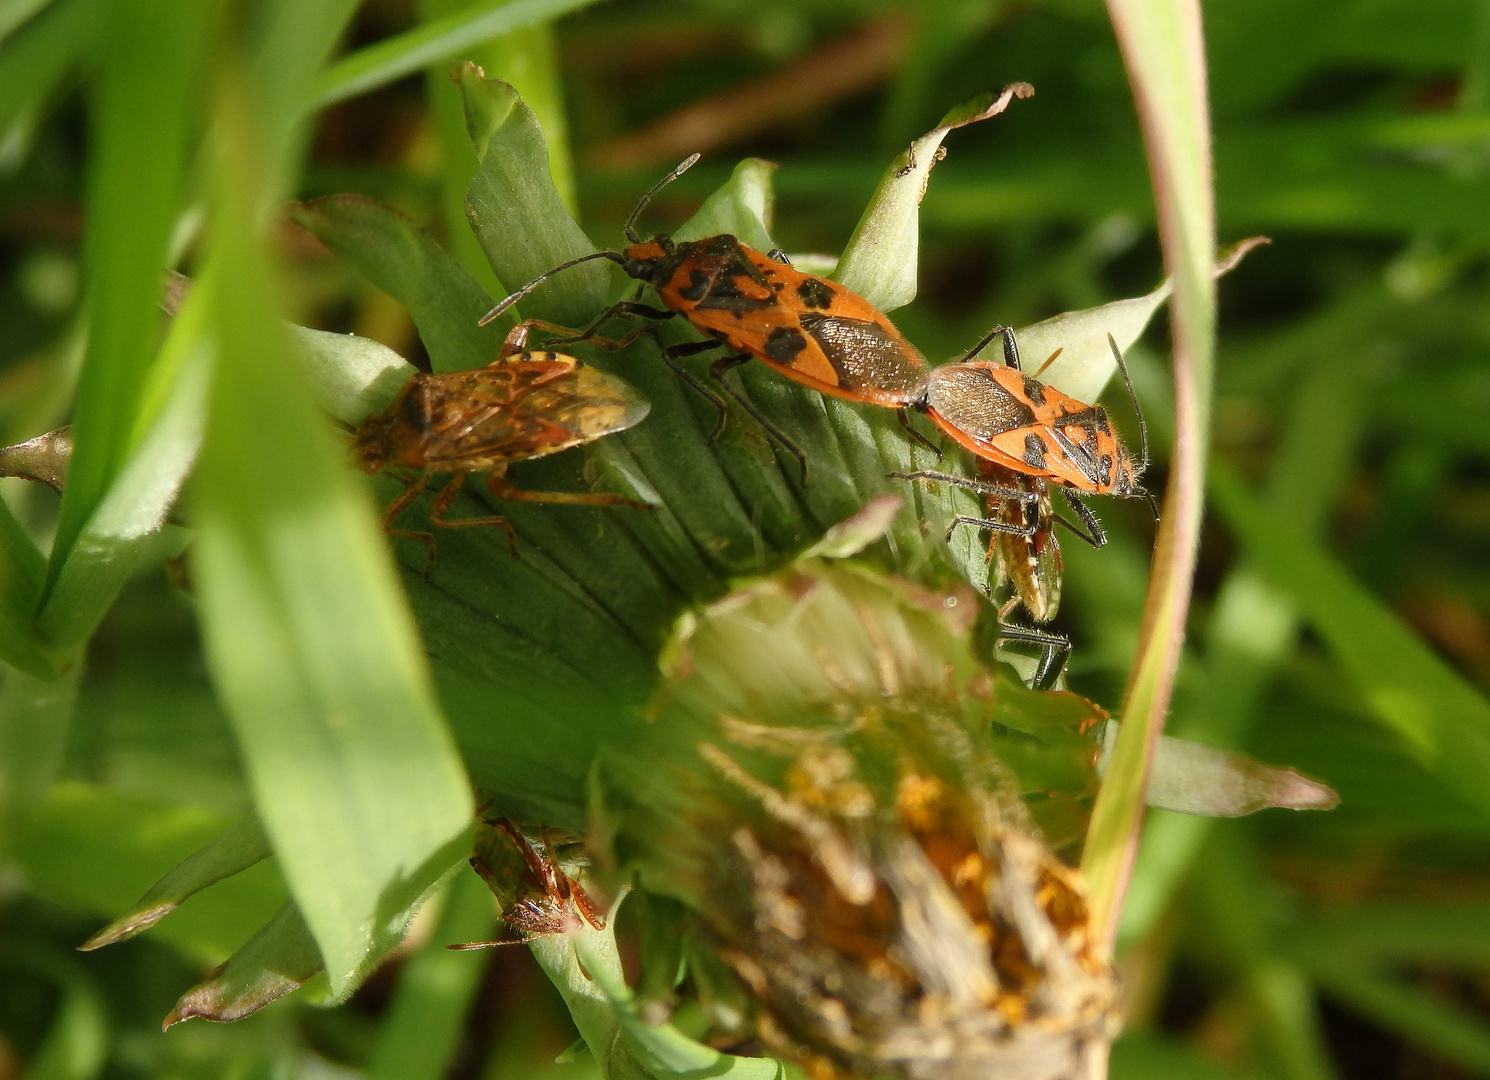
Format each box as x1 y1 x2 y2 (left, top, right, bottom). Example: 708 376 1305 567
352 156 1152 687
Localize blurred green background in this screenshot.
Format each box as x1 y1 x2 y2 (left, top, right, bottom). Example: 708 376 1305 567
2 0 1490 1077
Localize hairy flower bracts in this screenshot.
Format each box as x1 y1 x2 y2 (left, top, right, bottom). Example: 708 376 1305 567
598 555 1119 1080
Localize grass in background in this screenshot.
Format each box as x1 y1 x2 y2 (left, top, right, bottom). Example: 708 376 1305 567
1 0 1490 1078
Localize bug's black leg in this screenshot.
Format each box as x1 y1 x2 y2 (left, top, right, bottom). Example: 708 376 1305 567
889 468 1038 504
1056 490 1108 548
540 301 678 348
766 248 792 266
895 409 943 460
956 324 1022 369
942 512 1040 544
996 621 1071 691
709 353 810 486
660 339 732 434
999 324 1022 370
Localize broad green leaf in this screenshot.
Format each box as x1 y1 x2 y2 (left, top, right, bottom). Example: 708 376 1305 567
1210 464 1490 820
672 157 776 252
48 0 212 578
834 84 1033 312
11 782 286 963
458 66 609 326
366 871 497 1080
80 815 271 950
164 901 324 1027
1082 0 1218 953
289 196 508 374
312 0 601 110
192 78 472 994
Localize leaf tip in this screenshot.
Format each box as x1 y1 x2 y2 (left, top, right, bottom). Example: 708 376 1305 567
79 902 178 951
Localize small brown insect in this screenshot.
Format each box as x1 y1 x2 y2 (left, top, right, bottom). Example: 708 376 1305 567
450 817 606 949
351 349 652 572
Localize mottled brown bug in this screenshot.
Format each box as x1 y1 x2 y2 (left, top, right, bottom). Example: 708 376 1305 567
351 348 652 573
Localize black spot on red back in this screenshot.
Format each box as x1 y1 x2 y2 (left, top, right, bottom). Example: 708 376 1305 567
796 278 835 310
764 326 808 362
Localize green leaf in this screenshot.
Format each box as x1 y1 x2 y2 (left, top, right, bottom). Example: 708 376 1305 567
48 0 212 579
164 901 324 1027
292 326 418 425
366 871 498 1080
1081 0 1218 952
289 195 508 373
672 157 776 252
834 85 1033 312
191 77 473 994
1018 236 1269 405
1101 725 1337 817
313 0 602 110
457 65 610 326
79 815 272 950
1210 464 1490 820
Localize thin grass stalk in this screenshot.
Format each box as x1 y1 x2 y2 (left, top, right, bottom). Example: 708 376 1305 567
1080 0 1218 954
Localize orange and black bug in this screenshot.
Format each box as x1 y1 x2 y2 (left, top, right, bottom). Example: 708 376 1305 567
450 817 606 949
478 156 935 483
351 348 652 574
895 330 1146 687
921 327 1150 506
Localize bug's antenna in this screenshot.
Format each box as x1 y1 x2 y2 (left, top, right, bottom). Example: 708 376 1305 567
1107 332 1149 471
478 251 626 326
625 153 701 244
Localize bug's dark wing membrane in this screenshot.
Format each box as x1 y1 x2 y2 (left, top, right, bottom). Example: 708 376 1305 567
799 313 929 395
926 365 1037 439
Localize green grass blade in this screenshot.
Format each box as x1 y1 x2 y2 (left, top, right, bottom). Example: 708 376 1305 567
1210 463 1490 819
289 196 508 373
47 0 211 579
1081 0 1218 953
192 77 473 994
11 781 287 963
79 815 271 950
0 494 52 677
1300 954 1490 1075
366 871 497 1080
0 0 97 138
312 0 601 111
35 288 209 654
